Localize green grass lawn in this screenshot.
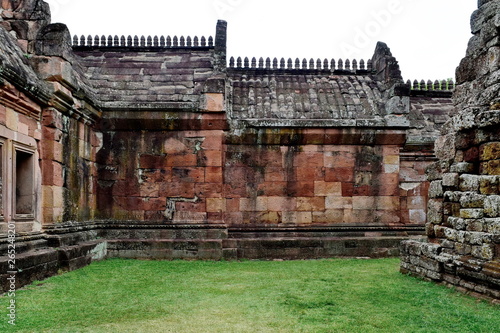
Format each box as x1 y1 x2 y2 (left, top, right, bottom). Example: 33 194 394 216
1 258 499 332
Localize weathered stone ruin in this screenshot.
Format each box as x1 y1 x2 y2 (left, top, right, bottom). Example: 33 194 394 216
400 0 500 300
0 0 457 291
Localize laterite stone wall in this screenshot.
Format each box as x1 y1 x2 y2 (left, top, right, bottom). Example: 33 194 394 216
400 0 500 300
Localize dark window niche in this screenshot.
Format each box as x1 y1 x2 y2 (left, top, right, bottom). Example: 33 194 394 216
15 148 34 218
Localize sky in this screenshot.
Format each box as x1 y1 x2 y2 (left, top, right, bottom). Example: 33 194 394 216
44 0 477 81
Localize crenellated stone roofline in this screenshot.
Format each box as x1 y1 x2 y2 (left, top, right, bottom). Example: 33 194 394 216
72 34 215 50
407 79 455 98
227 56 372 75
70 33 455 101
69 18 456 97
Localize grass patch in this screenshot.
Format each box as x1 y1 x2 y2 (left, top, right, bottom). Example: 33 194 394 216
1 258 499 332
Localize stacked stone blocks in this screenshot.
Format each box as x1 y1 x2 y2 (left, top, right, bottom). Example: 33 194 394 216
224 136 406 226
400 0 500 300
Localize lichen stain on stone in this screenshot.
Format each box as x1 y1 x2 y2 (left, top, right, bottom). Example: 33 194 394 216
164 196 199 221
490 102 500 110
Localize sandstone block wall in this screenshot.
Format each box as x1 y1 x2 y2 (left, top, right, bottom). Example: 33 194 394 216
0 0 459 291
223 129 410 227
75 49 217 108
0 0 50 53
400 0 500 300
0 78 42 234
96 128 226 223
32 23 101 224
40 107 100 223
0 0 105 291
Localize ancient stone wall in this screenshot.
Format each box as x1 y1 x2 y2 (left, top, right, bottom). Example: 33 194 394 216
408 89 456 145
74 47 217 108
1 1 47 236
0 0 50 53
400 0 500 300
32 23 101 223
0 0 458 291
0 0 105 291
223 129 405 225
70 30 227 223
96 127 227 223
73 39 435 238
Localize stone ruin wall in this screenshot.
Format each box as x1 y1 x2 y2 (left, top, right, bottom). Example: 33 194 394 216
0 0 458 290
0 0 104 289
75 39 438 229
400 0 500 300
73 38 439 260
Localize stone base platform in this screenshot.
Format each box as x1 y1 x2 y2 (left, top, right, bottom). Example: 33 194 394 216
1 222 424 292
400 240 500 301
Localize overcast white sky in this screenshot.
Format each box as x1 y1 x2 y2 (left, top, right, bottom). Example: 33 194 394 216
44 0 477 81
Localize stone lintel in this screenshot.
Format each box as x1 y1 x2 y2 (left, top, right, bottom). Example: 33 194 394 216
225 128 407 146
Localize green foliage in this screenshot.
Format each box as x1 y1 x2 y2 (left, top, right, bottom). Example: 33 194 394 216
1 258 498 332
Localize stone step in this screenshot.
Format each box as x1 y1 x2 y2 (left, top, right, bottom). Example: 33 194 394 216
0 240 107 293
106 239 223 260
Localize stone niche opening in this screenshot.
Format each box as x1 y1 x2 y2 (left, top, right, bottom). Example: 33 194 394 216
14 146 35 218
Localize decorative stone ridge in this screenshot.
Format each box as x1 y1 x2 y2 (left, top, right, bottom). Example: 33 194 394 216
400 0 500 301
228 42 412 129
72 20 227 110
229 56 372 71
72 34 214 49
408 79 455 92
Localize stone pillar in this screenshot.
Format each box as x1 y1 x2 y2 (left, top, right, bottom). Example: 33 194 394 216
214 20 227 74
400 0 500 301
